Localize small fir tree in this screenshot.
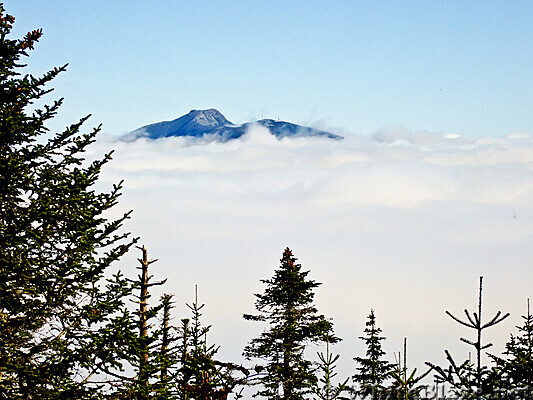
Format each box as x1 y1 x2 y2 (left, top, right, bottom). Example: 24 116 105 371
353 310 393 400
491 299 533 397
426 277 509 398
243 248 338 400
312 336 349 400
387 338 429 400
178 287 248 400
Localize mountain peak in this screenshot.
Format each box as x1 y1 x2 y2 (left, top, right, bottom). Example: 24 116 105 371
185 108 231 128
125 109 343 142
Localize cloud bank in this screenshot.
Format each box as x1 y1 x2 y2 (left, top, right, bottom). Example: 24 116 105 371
91 126 533 381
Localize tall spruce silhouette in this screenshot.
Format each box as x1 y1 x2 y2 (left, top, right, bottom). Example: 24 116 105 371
0 5 137 398
353 310 393 400
156 293 179 399
243 248 338 400
135 245 166 400
106 246 177 400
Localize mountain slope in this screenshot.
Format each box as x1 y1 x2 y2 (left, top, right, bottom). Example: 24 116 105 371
123 109 343 141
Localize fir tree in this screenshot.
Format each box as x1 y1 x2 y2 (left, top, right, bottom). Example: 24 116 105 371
491 299 533 397
243 248 338 400
352 310 393 400
156 293 179 400
0 4 136 398
135 246 166 400
178 287 248 400
426 277 509 398
179 288 221 399
312 336 349 400
387 338 429 400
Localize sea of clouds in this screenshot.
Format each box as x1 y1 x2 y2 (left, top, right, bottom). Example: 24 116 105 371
90 125 533 384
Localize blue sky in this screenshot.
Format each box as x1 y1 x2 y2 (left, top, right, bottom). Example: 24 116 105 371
5 1 533 137
5 1 533 382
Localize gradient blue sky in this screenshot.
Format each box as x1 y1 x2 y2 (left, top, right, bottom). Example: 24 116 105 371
5 1 533 137
5 2 533 379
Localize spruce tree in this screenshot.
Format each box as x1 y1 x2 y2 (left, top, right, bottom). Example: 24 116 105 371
178 287 248 400
156 293 179 400
179 289 222 400
0 5 136 398
387 338 429 400
135 246 166 400
426 277 509 398
100 247 184 400
243 248 338 400
353 309 393 400
312 336 349 400
491 299 533 397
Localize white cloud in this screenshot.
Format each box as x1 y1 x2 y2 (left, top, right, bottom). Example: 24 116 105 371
92 127 533 383
372 125 446 145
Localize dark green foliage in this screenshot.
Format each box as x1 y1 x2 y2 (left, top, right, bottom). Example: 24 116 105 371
98 258 247 400
353 310 393 400
387 367 430 400
312 338 349 400
0 4 137 398
124 291 180 400
134 246 166 400
425 350 501 399
387 339 429 400
155 293 179 399
177 289 248 400
3 6 532 399
243 248 338 400
108 246 171 400
491 300 533 397
179 292 222 399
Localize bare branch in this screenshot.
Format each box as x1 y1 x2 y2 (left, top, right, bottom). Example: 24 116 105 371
446 311 473 328
464 309 476 327
482 311 510 329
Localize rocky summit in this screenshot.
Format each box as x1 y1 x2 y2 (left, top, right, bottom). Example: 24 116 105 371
123 109 343 142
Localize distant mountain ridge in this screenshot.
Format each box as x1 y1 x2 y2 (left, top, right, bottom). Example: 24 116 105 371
123 109 343 142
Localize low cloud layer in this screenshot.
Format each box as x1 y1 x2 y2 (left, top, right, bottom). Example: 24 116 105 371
91 126 533 379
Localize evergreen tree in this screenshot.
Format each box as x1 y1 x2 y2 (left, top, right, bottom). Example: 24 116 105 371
387 339 429 400
426 277 509 398
178 287 248 400
179 289 222 400
155 293 179 400
312 337 349 400
109 246 170 400
134 246 167 400
243 248 338 400
0 5 136 398
491 299 533 397
388 366 429 400
353 310 393 400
